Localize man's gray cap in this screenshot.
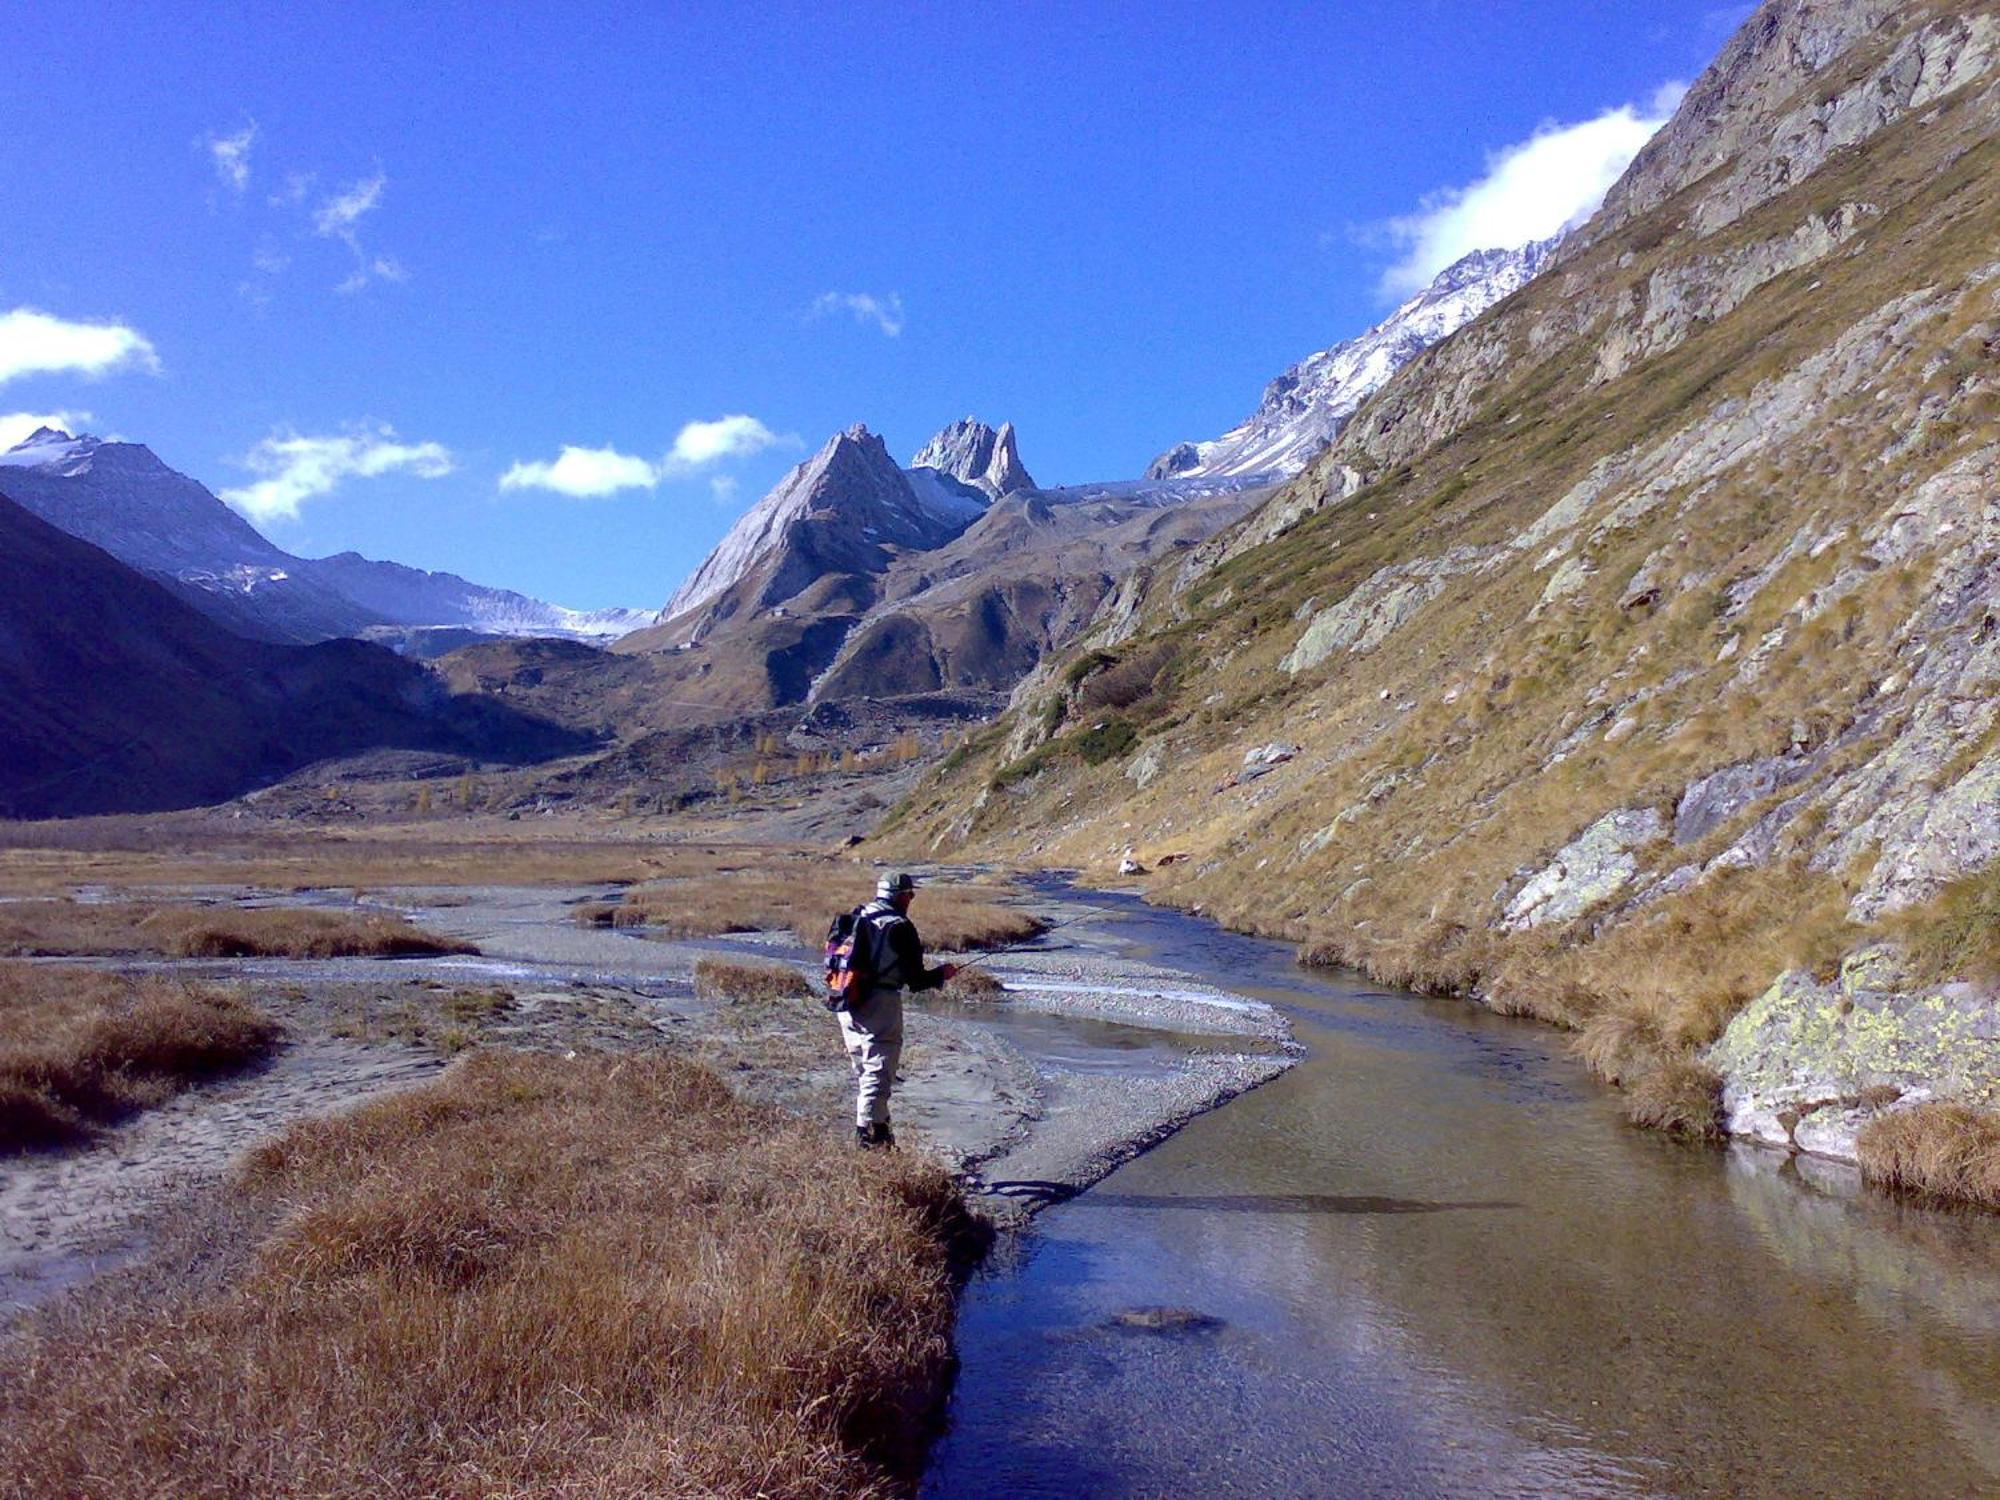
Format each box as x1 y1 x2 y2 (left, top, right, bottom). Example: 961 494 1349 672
876 871 917 898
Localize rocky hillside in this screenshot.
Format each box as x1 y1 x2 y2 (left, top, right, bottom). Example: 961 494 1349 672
0 429 648 648
1146 238 1557 482
0 490 584 817
887 0 2000 1179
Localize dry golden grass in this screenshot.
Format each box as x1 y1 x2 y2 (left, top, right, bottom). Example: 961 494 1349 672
143 907 476 960
1624 1055 1725 1139
1890 862 2000 986
0 820 749 896
941 967 1010 1000
0 900 475 960
694 956 816 1004
1857 1101 2000 1208
579 869 1048 955
0 1050 985 1496
0 963 280 1150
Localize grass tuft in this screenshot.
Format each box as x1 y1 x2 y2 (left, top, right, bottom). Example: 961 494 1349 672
143 907 475 959
694 956 816 1004
0 963 280 1151
1856 1101 2000 1208
1624 1055 1725 1139
941 967 1009 999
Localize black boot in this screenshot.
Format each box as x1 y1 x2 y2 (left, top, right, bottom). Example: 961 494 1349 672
855 1121 896 1149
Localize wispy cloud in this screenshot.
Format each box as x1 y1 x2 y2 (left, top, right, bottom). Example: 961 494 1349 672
0 308 161 385
310 170 405 293
708 474 740 504
1375 85 1686 297
221 424 454 523
313 172 385 239
268 169 315 208
0 409 93 451
499 416 794 499
206 121 257 192
810 291 905 337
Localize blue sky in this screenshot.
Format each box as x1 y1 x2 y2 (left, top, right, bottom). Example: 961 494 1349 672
1 1 1751 609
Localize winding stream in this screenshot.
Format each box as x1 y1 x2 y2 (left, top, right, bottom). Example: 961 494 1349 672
924 888 2000 1498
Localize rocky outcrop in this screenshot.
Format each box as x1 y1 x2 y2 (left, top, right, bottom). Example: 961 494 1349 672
1710 948 2000 1162
911 418 1035 498
1282 548 1485 672
1503 808 1667 930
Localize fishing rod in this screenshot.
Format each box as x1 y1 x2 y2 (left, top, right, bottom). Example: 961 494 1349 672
947 893 1134 981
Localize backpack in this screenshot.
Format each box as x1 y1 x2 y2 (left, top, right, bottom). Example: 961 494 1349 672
822 907 878 1012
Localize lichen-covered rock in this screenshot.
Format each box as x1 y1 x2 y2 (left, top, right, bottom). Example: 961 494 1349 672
1502 806 1666 929
1239 742 1298 780
1283 548 1482 673
1125 741 1165 790
1708 948 2000 1160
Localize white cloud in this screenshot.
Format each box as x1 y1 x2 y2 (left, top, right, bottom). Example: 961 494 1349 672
0 409 93 451
221 425 454 523
499 416 794 499
708 474 739 504
810 291 905 337
0 308 161 385
664 414 786 471
499 444 660 499
1377 87 1686 296
206 122 257 191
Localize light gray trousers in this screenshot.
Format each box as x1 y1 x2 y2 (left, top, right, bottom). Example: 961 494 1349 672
836 986 904 1127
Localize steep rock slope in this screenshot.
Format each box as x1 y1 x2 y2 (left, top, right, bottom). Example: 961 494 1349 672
649 425 986 630
0 491 583 817
0 429 647 647
1146 238 1557 482
889 0 2000 1173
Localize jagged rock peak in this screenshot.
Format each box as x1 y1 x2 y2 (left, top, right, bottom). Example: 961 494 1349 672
911 417 1036 497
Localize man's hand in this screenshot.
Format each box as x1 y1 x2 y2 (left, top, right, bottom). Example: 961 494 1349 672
939 963 960 981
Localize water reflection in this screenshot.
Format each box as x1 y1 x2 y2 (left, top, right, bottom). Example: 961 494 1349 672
925 885 2000 1500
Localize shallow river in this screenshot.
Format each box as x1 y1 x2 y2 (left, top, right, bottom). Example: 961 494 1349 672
923 887 2000 1498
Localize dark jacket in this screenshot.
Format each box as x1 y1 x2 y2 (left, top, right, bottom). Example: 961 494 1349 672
859 897 949 993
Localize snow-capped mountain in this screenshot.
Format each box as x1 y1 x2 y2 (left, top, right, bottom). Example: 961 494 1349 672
910 418 1035 497
660 423 995 623
1147 237 1560 482
0 428 651 647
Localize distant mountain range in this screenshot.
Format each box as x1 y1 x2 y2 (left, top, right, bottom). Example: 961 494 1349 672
0 428 653 650
1147 237 1558 481
0 489 583 817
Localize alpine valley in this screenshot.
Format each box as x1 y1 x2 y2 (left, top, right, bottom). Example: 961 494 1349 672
3 0 1996 1192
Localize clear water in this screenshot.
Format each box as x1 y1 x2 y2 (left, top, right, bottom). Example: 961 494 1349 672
923 888 2000 1499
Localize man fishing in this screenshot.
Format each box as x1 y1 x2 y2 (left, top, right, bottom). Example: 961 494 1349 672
832 872 957 1149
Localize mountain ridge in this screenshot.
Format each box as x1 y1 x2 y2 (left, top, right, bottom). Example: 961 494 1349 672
0 428 652 648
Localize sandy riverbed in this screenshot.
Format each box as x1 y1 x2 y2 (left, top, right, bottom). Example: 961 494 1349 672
2 879 1294 1311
